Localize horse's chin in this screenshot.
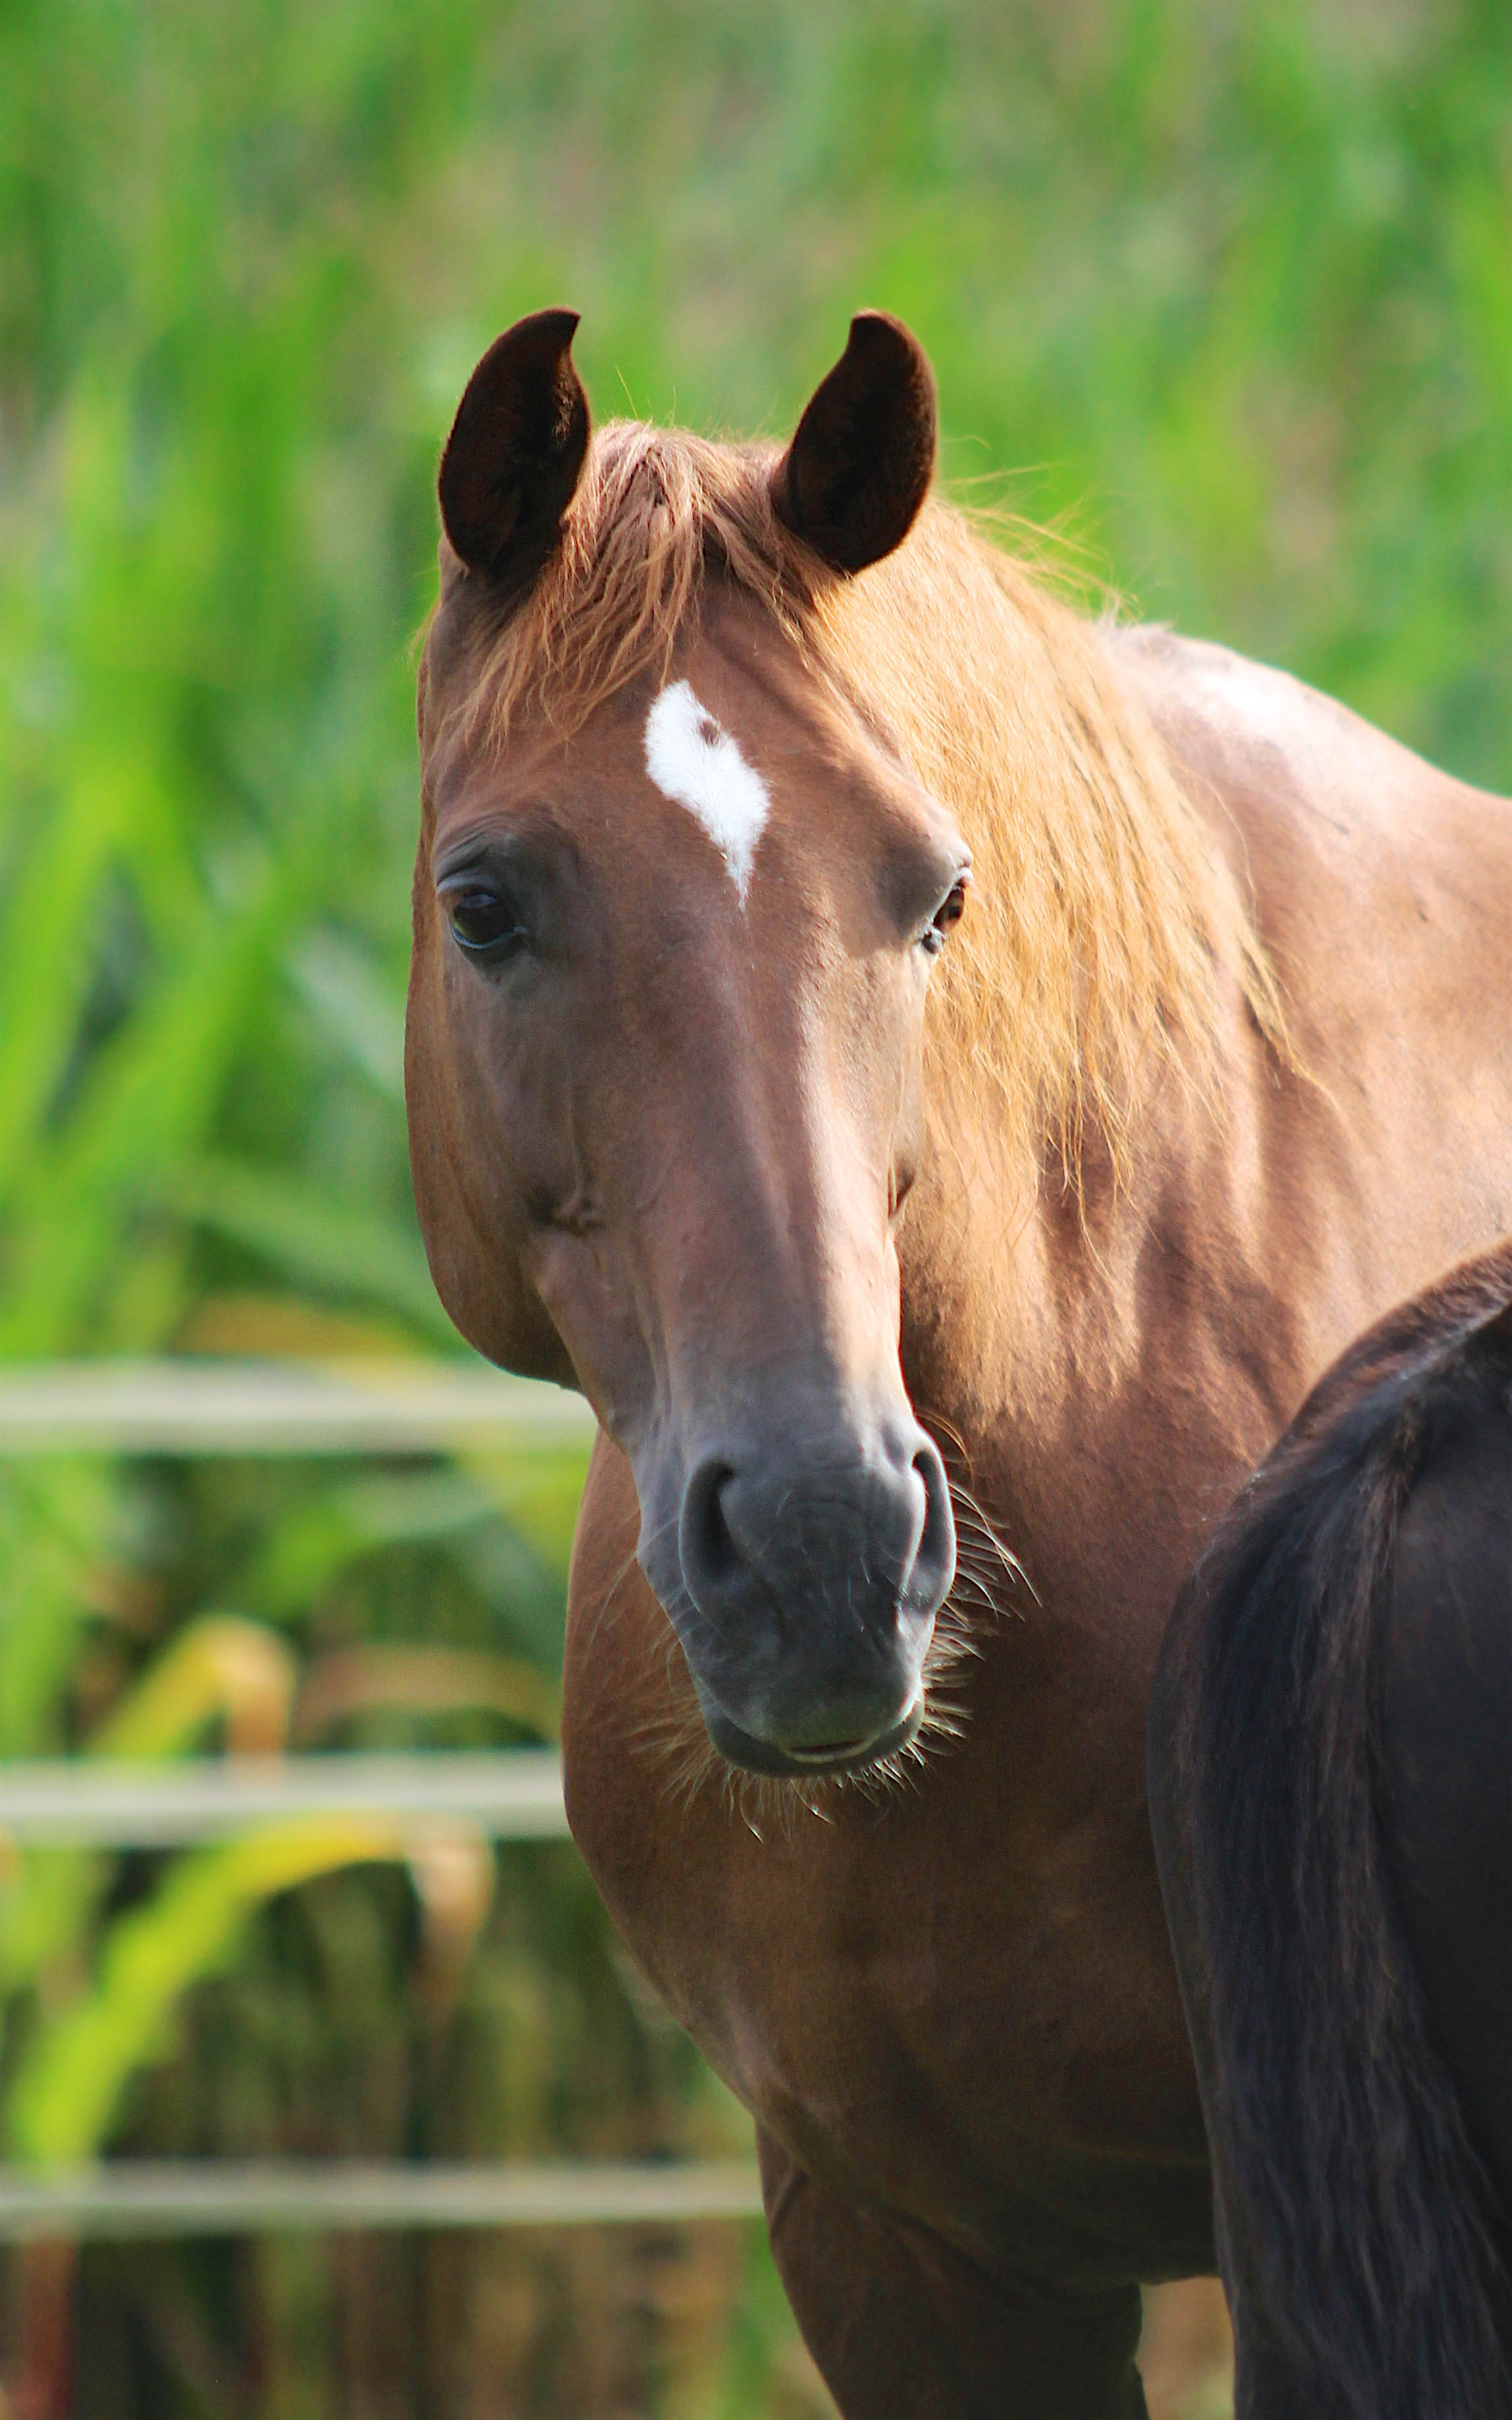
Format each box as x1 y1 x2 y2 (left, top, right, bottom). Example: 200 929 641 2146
700 1691 926 1781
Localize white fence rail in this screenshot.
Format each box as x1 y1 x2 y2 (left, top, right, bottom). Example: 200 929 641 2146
0 1751 571 1846
0 1358 596 1457
0 2163 765 2240
0 1362 763 2244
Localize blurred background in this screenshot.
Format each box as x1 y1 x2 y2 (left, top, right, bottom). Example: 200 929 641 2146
1 0 1508 2412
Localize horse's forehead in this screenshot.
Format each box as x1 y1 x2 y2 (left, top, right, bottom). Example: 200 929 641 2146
641 678 771 906
430 635 805 887
427 590 949 903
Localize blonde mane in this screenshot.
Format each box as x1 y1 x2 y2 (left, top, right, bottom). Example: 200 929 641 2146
423 419 1282 1180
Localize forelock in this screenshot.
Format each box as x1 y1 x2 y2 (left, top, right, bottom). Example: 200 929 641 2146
423 421 823 758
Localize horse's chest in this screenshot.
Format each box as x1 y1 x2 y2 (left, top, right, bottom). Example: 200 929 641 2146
565 1630 1209 2269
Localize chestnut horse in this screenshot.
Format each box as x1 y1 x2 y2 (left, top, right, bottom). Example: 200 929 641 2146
1150 1239 1512 2419
405 307 1512 2416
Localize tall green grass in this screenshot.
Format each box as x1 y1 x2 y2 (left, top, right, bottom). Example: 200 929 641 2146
1 0 1509 2410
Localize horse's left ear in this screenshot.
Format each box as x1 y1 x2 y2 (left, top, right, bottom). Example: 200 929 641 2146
771 312 936 574
438 307 590 591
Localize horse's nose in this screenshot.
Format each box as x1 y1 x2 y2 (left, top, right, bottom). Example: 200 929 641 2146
675 1422 956 1773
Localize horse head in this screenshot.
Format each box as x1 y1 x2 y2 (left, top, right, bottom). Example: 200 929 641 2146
407 309 967 1779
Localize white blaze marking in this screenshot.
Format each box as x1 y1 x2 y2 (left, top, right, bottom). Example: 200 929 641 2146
642 680 770 905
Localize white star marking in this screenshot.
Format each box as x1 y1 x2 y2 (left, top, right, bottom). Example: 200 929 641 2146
643 680 771 905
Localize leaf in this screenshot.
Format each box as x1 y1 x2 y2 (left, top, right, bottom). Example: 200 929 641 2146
294 1644 561 1745
0 1460 115 1756
175 1294 423 1363
460 1447 588 1577
5 1816 464 2163
289 929 405 1102
94 1615 296 1760
171 1158 455 1345
0 848 303 1356
0 1614 296 1997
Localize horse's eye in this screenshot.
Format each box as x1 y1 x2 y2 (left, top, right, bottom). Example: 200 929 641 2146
444 885 529 960
922 876 969 956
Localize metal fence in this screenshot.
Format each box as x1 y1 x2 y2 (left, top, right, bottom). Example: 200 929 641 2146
0 1361 764 2240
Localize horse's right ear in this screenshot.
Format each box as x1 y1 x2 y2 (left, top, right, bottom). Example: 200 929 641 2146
771 312 936 574
438 308 590 591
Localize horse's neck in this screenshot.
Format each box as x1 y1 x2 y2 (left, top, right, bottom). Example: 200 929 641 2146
900 1097 1103 1443
899 1061 1234 1537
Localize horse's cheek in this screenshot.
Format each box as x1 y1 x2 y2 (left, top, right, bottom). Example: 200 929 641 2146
406 974 575 1379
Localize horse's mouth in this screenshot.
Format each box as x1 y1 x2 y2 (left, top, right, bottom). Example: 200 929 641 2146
702 1691 926 1780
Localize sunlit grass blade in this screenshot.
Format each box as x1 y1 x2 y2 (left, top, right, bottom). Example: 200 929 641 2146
5 1816 490 2164
293 1644 561 1746
0 1614 296 1997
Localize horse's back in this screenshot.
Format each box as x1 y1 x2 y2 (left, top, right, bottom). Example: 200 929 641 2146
1384 1315 1512 2211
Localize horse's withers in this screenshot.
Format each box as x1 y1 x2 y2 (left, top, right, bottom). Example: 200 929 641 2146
408 314 963 1777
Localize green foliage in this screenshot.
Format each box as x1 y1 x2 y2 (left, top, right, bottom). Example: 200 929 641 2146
2 0 1509 2409
0 1615 294 2005
9 1816 435 2163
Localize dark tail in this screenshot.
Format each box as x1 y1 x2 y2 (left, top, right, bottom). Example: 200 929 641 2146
1158 1257 1512 2419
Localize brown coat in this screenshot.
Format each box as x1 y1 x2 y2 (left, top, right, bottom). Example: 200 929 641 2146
408 312 1512 2416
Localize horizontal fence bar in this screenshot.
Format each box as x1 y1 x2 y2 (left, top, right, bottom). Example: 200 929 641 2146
0 1752 570 1845
0 2162 766 2239
0 1360 597 1458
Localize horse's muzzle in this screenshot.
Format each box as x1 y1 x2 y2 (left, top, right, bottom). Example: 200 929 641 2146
658 1417 956 1776
699 1688 927 1779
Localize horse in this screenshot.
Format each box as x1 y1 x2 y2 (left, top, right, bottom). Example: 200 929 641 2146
404 304 1512 2417
1149 1240 1512 2419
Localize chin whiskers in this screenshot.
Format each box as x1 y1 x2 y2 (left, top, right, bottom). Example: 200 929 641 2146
617 1451 1030 1840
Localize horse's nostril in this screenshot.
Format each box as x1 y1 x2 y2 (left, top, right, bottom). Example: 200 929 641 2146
685 1460 741 1588
911 1440 956 1602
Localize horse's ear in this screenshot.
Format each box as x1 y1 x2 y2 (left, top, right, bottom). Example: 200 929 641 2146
771 313 936 574
438 308 590 590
